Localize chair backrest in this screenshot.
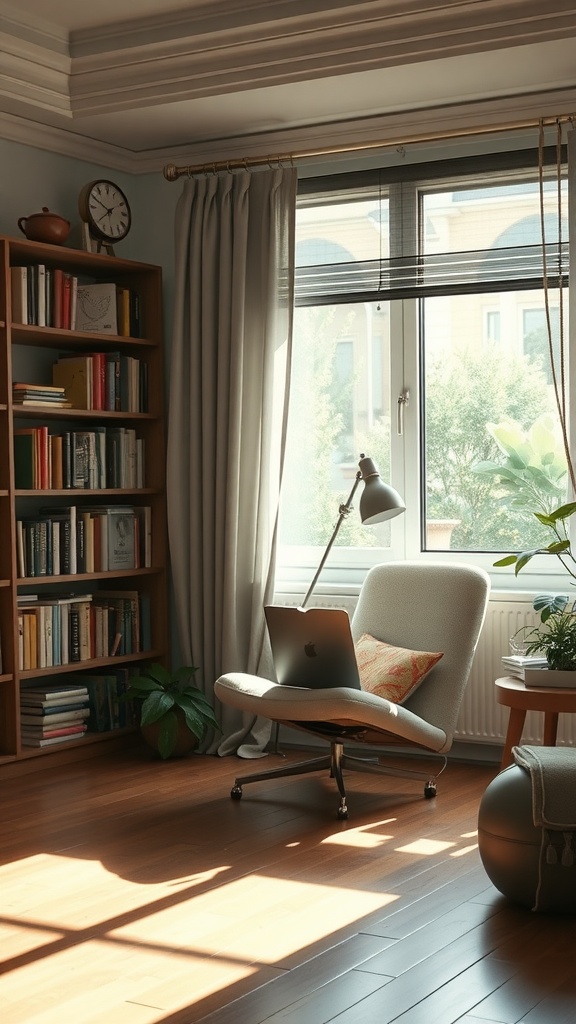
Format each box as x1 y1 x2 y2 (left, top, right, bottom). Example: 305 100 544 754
351 561 490 738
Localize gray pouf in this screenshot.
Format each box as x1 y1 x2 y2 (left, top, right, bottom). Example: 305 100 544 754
478 761 576 913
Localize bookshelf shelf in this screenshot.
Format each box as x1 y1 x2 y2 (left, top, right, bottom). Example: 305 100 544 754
11 324 157 349
0 234 169 768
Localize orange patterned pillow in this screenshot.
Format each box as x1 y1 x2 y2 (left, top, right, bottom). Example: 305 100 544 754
354 633 443 703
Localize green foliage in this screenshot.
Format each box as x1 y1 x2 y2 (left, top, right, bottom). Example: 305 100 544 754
522 601 576 670
473 415 568 517
124 663 220 759
425 343 554 550
493 501 576 584
485 422 576 650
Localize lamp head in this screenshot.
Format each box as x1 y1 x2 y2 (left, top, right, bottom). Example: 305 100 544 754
358 455 406 524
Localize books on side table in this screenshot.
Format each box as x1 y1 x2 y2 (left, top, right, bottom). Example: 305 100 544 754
501 655 576 688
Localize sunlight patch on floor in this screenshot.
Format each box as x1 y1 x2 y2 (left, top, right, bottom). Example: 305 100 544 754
396 838 456 855
321 819 396 848
111 874 399 963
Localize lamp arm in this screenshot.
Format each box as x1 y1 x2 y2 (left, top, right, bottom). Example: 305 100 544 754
301 470 362 609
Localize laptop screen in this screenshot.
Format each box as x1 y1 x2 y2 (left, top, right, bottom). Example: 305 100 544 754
265 605 361 690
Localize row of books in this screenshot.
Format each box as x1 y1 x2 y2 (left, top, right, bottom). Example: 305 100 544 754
11 269 142 337
52 351 148 413
14 425 145 490
16 504 152 578
19 674 135 746
18 591 151 670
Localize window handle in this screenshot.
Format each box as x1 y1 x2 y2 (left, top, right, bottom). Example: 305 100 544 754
397 389 410 435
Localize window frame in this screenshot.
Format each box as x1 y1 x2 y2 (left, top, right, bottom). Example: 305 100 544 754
276 147 572 599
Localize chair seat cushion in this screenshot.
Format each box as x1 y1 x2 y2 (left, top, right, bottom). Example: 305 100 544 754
354 633 443 703
214 672 450 752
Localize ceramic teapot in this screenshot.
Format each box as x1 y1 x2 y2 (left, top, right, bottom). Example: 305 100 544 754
18 207 71 245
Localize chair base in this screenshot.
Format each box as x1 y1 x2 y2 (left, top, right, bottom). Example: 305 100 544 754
230 741 446 819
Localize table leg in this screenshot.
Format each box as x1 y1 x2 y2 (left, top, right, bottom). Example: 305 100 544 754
501 708 526 769
543 711 559 747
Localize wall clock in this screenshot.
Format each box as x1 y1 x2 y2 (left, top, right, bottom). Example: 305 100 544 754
78 179 131 255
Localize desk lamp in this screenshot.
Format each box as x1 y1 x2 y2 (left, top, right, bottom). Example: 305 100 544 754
301 453 406 608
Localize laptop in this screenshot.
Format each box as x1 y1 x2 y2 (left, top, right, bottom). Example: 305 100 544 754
264 605 361 690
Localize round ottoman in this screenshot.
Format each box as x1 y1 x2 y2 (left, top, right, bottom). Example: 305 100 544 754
478 763 576 913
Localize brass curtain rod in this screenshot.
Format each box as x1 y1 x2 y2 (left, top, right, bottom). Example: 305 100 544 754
163 114 575 181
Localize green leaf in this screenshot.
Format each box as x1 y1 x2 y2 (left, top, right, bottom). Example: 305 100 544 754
156 710 179 759
493 554 518 567
548 502 576 522
140 690 175 725
514 550 544 573
545 540 571 554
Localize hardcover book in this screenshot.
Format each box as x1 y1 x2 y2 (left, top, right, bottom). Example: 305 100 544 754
52 356 92 410
75 282 118 334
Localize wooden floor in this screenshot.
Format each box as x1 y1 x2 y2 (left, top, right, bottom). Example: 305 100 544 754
0 742 574 1024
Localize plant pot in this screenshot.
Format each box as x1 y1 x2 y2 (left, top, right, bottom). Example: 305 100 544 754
140 710 199 758
425 519 461 550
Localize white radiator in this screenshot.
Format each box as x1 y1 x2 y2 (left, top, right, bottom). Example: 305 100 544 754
456 595 575 747
275 591 576 748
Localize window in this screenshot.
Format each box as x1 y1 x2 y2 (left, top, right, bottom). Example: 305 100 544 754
485 309 501 344
277 154 569 593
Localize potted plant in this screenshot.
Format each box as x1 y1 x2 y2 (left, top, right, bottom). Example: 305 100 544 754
521 597 576 670
125 663 219 759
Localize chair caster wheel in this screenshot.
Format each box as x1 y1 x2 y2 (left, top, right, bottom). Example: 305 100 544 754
337 804 349 820
424 782 437 799
231 785 243 800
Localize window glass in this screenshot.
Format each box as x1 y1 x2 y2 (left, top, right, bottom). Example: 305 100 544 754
420 178 568 553
280 300 393 552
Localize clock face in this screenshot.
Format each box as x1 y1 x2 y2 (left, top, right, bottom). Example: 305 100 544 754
79 180 131 242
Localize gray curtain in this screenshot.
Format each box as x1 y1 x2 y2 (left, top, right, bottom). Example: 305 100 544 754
167 166 296 756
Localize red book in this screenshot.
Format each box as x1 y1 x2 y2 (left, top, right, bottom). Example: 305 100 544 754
22 724 88 739
90 353 105 410
38 425 49 489
62 273 72 329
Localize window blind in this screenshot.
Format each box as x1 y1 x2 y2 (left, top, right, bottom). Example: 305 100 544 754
295 242 569 306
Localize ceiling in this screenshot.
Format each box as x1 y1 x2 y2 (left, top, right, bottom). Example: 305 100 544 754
2 0 576 175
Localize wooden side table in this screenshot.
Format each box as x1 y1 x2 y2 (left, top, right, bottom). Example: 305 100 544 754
495 675 576 769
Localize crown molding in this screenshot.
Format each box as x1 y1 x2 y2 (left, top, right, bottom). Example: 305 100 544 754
70 0 576 115
0 109 138 172
2 0 576 119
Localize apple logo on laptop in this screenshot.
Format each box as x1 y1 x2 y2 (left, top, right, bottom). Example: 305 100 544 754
304 641 317 658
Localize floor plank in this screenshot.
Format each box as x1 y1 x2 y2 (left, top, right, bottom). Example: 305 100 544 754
0 746 573 1023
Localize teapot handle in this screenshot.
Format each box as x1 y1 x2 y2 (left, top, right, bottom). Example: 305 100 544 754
17 217 27 235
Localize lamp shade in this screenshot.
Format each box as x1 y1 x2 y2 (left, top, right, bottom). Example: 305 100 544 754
358 455 406 524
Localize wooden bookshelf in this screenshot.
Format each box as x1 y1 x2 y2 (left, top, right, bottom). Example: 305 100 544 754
0 235 169 767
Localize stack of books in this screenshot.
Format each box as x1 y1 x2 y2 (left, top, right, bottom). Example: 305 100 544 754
501 654 548 680
20 682 90 747
12 382 71 408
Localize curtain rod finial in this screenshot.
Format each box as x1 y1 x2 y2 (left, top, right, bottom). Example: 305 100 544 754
163 164 179 182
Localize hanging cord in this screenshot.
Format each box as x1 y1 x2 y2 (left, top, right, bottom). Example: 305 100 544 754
538 120 576 494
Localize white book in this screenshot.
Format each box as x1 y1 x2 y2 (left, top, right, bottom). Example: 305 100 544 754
51 521 61 577
75 282 117 334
